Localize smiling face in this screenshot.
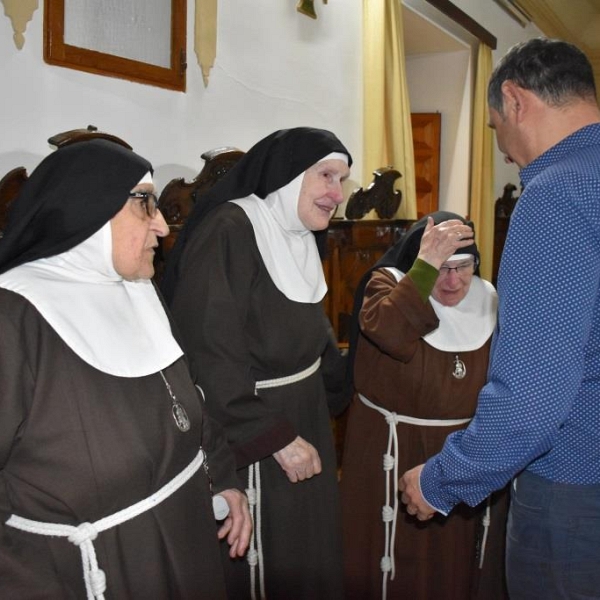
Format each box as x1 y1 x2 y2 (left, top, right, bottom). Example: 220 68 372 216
297 159 350 231
110 182 169 280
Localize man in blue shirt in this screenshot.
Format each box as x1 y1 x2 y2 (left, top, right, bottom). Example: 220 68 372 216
399 38 600 598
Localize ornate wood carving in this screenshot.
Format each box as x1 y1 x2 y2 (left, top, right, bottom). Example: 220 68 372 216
345 166 402 220
155 147 244 279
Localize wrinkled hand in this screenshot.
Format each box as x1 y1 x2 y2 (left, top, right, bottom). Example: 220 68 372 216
398 465 437 521
417 217 474 270
273 436 322 483
216 488 252 558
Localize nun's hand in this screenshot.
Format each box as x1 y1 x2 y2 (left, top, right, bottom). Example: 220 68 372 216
273 436 322 483
217 488 252 558
417 217 474 269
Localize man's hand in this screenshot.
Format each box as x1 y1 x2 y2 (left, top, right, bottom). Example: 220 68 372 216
273 436 322 483
398 465 437 521
217 488 252 558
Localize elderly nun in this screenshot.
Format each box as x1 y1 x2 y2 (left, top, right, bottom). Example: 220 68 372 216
0 139 251 600
162 127 352 600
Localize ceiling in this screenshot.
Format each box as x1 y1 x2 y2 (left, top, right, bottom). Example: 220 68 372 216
495 0 600 91
403 0 600 92
509 0 600 53
403 7 469 56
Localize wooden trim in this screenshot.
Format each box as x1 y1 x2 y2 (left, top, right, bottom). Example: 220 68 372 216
425 0 497 49
43 0 186 92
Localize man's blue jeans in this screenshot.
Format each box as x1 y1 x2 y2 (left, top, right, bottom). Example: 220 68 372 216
506 470 600 599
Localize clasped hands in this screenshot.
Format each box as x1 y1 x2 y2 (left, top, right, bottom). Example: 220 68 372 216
398 464 437 521
214 435 322 558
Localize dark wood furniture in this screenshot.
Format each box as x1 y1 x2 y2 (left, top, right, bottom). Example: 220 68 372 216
492 182 519 286
323 219 412 345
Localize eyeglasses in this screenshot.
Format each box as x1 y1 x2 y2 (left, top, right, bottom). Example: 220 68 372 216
438 259 476 277
129 191 160 218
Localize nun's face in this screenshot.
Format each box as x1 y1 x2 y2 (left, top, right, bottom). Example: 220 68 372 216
111 183 169 280
431 256 475 306
297 159 350 231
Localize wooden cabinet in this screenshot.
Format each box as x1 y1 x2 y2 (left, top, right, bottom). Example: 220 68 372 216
322 219 413 345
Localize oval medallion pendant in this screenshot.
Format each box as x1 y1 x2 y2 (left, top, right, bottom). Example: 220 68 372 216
453 355 466 379
172 401 191 432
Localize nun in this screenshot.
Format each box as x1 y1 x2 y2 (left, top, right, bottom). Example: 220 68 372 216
0 139 250 600
162 127 352 600
340 212 509 600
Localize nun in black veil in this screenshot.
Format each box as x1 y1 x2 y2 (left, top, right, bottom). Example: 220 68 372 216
162 128 352 600
0 139 250 599
339 211 509 600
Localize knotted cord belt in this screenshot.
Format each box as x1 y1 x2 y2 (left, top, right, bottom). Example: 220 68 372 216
247 357 321 600
358 393 475 600
6 448 206 600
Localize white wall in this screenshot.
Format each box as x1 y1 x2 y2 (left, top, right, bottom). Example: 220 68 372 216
407 49 473 215
402 0 542 216
450 0 543 200
0 0 543 212
0 1 362 195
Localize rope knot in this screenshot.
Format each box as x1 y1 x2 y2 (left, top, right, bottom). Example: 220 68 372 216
68 522 98 545
384 412 399 425
382 453 394 471
382 505 394 522
380 556 392 572
246 488 257 506
89 568 107 596
247 548 258 566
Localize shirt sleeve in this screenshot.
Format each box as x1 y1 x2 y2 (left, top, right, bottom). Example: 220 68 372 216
420 174 600 511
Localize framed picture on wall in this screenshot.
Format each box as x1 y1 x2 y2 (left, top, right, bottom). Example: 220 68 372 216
44 0 186 91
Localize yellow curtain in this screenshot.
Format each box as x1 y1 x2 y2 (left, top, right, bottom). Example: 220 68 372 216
363 0 417 219
468 43 494 281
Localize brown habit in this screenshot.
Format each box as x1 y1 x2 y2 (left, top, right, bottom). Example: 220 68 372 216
0 288 237 599
340 269 508 600
169 203 345 600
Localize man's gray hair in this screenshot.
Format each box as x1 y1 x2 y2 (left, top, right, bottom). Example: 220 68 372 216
488 38 597 114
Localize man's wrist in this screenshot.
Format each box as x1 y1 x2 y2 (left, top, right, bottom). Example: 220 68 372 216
419 459 452 516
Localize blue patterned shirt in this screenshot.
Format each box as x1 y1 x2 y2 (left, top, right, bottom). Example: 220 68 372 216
420 123 600 514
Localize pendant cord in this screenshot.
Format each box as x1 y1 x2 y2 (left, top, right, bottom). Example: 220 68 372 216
159 370 176 400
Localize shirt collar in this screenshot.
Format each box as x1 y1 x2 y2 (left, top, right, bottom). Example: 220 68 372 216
520 123 600 188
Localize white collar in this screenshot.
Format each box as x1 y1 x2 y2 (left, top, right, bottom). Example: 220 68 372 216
0 223 183 377
384 267 497 351
230 172 326 303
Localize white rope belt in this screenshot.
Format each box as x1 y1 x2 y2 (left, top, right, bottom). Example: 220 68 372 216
246 357 321 600
6 448 206 600
358 393 471 600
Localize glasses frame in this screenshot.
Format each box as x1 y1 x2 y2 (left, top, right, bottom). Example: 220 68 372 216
129 191 160 218
438 258 477 277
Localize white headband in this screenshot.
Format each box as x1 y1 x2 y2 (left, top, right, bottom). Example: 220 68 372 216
318 152 348 165
138 171 153 185
448 253 474 262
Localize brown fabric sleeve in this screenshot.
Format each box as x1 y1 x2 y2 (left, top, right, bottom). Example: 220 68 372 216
359 268 439 362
